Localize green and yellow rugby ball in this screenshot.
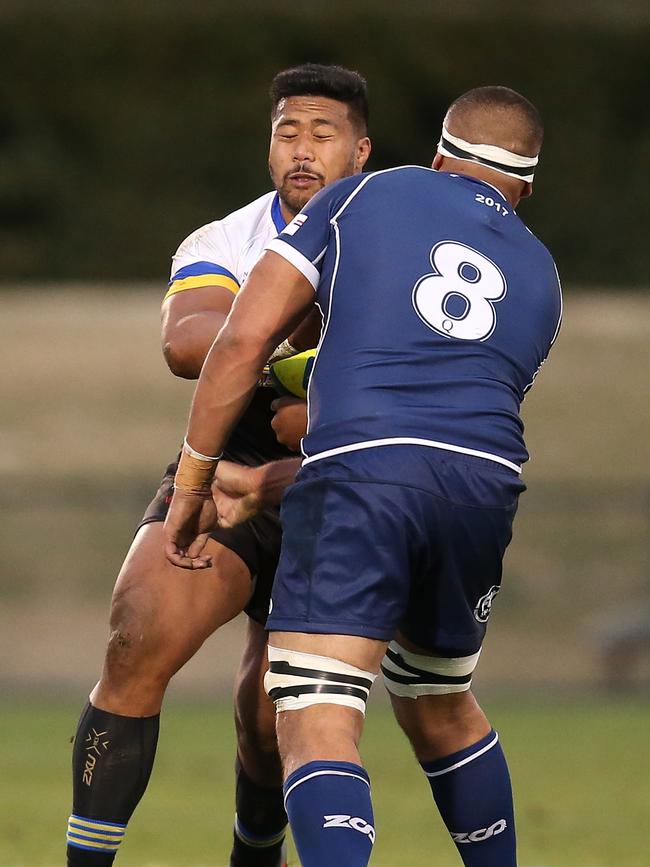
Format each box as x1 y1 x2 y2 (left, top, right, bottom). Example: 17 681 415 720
268 349 316 400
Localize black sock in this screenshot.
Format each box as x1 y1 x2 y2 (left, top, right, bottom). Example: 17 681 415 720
66 701 159 866
230 757 288 867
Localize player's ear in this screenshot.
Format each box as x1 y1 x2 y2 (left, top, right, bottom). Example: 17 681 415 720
520 181 533 199
432 153 444 170
355 136 371 171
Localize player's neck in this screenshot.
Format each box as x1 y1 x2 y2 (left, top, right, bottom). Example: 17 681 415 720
436 157 523 207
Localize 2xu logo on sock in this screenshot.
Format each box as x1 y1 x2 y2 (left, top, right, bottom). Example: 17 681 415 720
82 728 110 787
452 818 507 844
323 815 376 844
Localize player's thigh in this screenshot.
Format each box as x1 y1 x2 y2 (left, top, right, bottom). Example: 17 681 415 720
109 521 253 667
270 631 387 674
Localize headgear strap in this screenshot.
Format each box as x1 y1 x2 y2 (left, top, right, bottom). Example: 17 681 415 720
437 125 538 183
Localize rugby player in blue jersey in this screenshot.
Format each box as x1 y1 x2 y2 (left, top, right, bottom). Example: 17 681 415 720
65 64 371 867
165 86 562 867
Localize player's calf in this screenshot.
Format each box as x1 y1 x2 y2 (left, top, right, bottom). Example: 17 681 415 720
68 524 252 865
230 620 288 867
67 702 159 866
383 640 517 867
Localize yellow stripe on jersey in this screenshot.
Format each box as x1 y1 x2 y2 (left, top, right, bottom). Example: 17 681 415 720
164 273 239 301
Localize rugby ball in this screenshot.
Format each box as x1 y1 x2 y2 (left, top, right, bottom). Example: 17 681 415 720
268 349 316 399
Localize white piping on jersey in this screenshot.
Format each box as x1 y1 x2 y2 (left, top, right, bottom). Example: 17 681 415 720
302 438 522 474
284 770 370 807
302 219 344 457
423 731 500 778
523 259 563 395
265 238 320 289
550 260 563 347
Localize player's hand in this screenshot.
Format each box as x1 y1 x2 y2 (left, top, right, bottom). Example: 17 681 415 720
212 461 262 528
271 397 308 452
164 489 218 569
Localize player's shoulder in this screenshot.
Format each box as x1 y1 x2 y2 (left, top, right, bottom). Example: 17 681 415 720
351 164 433 191
321 166 432 215
219 190 277 233
517 220 559 282
174 191 276 257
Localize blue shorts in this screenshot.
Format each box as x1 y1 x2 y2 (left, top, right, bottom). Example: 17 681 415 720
266 445 525 656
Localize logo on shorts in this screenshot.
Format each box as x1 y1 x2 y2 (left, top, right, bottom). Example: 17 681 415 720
323 815 376 844
452 818 507 844
474 585 500 623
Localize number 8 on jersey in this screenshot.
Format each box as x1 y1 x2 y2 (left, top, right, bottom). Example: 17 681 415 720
412 241 507 341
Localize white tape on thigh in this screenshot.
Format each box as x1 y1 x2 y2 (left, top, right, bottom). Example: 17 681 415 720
264 646 377 714
381 641 481 698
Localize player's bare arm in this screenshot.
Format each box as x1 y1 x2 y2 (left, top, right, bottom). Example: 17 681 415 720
162 283 319 379
285 304 322 351
161 284 236 378
164 251 314 568
213 457 302 528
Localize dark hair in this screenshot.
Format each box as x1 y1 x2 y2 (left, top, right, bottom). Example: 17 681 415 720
449 86 544 153
270 63 369 133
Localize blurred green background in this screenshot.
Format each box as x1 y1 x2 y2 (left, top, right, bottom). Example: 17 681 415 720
1 2 649 865
1 1 649 284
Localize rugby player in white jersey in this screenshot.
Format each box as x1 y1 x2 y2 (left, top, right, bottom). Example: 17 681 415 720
65 63 371 867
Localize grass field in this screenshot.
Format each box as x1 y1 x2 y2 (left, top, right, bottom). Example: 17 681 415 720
2 697 649 867
1 289 649 865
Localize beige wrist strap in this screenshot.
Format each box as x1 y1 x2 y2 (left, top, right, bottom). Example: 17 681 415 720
174 439 222 494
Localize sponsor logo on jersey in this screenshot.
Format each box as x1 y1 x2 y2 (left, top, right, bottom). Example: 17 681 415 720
283 214 308 236
474 585 500 623
452 818 507 844
323 814 376 844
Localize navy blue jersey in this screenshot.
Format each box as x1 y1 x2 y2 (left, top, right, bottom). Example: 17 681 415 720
266 167 562 472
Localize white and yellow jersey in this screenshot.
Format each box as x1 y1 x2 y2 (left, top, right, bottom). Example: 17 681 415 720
164 191 286 302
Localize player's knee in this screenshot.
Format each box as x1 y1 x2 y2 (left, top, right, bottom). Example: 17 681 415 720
104 583 168 680
264 645 377 715
381 640 481 700
234 687 282 783
234 695 278 759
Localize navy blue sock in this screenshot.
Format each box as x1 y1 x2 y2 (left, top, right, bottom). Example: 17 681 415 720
421 730 516 867
284 761 375 867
